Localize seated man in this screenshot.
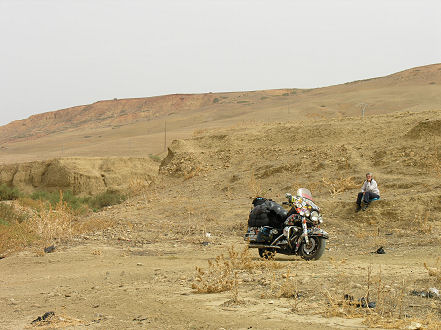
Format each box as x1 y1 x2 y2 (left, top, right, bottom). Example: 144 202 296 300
356 172 380 212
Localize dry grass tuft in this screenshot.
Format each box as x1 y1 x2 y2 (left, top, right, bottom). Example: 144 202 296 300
26 196 74 245
192 245 286 293
1 192 115 255
321 176 359 196
127 178 151 197
192 253 235 293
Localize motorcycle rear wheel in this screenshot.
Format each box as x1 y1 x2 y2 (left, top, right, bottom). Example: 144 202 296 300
300 236 326 260
258 248 276 259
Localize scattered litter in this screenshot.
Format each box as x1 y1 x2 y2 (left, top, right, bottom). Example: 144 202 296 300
410 288 440 299
32 311 55 324
201 241 210 246
344 294 376 308
136 263 143 266
358 297 376 308
44 245 56 253
344 294 354 301
375 247 385 254
133 315 149 322
205 232 211 238
429 287 440 297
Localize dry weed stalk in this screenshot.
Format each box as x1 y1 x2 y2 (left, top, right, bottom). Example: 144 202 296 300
321 176 358 196
128 178 151 198
411 210 432 234
248 171 263 197
278 268 299 299
27 194 74 245
424 258 441 284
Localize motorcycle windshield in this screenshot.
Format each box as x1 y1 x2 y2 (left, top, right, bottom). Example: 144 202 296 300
296 188 313 201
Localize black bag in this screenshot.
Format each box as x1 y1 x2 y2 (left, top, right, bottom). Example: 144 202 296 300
248 204 271 227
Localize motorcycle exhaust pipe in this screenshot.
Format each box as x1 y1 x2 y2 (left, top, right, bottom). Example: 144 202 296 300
248 244 281 249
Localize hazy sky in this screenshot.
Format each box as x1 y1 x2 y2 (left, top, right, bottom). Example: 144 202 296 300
1 0 440 126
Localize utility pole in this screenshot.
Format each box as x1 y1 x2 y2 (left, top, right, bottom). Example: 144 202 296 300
164 120 167 152
359 103 368 119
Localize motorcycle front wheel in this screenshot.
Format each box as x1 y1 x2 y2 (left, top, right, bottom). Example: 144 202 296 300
300 236 326 260
258 248 276 259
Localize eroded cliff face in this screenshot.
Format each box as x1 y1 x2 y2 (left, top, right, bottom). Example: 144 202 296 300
0 93 219 144
0 157 158 195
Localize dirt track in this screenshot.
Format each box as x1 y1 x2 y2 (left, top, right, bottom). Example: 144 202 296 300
1 212 440 329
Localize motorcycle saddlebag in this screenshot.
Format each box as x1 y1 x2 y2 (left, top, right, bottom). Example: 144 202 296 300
244 226 273 243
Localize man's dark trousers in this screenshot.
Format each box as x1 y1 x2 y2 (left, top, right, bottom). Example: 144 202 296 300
356 192 380 205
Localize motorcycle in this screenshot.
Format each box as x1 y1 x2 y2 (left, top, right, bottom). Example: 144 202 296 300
244 188 329 261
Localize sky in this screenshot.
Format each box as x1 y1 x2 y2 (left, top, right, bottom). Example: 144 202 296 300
1 0 441 126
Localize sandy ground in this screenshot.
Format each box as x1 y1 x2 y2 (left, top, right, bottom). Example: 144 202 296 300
1 194 440 329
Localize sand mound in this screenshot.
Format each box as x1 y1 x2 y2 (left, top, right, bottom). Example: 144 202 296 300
0 157 158 195
406 119 441 139
159 140 205 178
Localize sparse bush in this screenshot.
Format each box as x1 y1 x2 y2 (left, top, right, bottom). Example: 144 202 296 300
282 93 289 96
0 203 36 255
30 190 88 213
213 98 219 103
27 198 74 245
0 184 20 201
0 203 26 225
192 245 284 293
87 190 126 210
193 253 235 293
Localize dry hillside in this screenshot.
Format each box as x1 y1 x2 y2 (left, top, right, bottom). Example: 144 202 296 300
1 63 441 164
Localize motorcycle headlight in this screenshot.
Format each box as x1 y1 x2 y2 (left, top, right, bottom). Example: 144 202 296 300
311 211 319 223
305 210 310 217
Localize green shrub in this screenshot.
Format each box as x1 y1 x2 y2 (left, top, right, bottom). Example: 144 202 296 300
87 190 126 210
149 154 162 162
30 190 88 212
282 93 289 96
213 98 219 103
0 184 20 201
